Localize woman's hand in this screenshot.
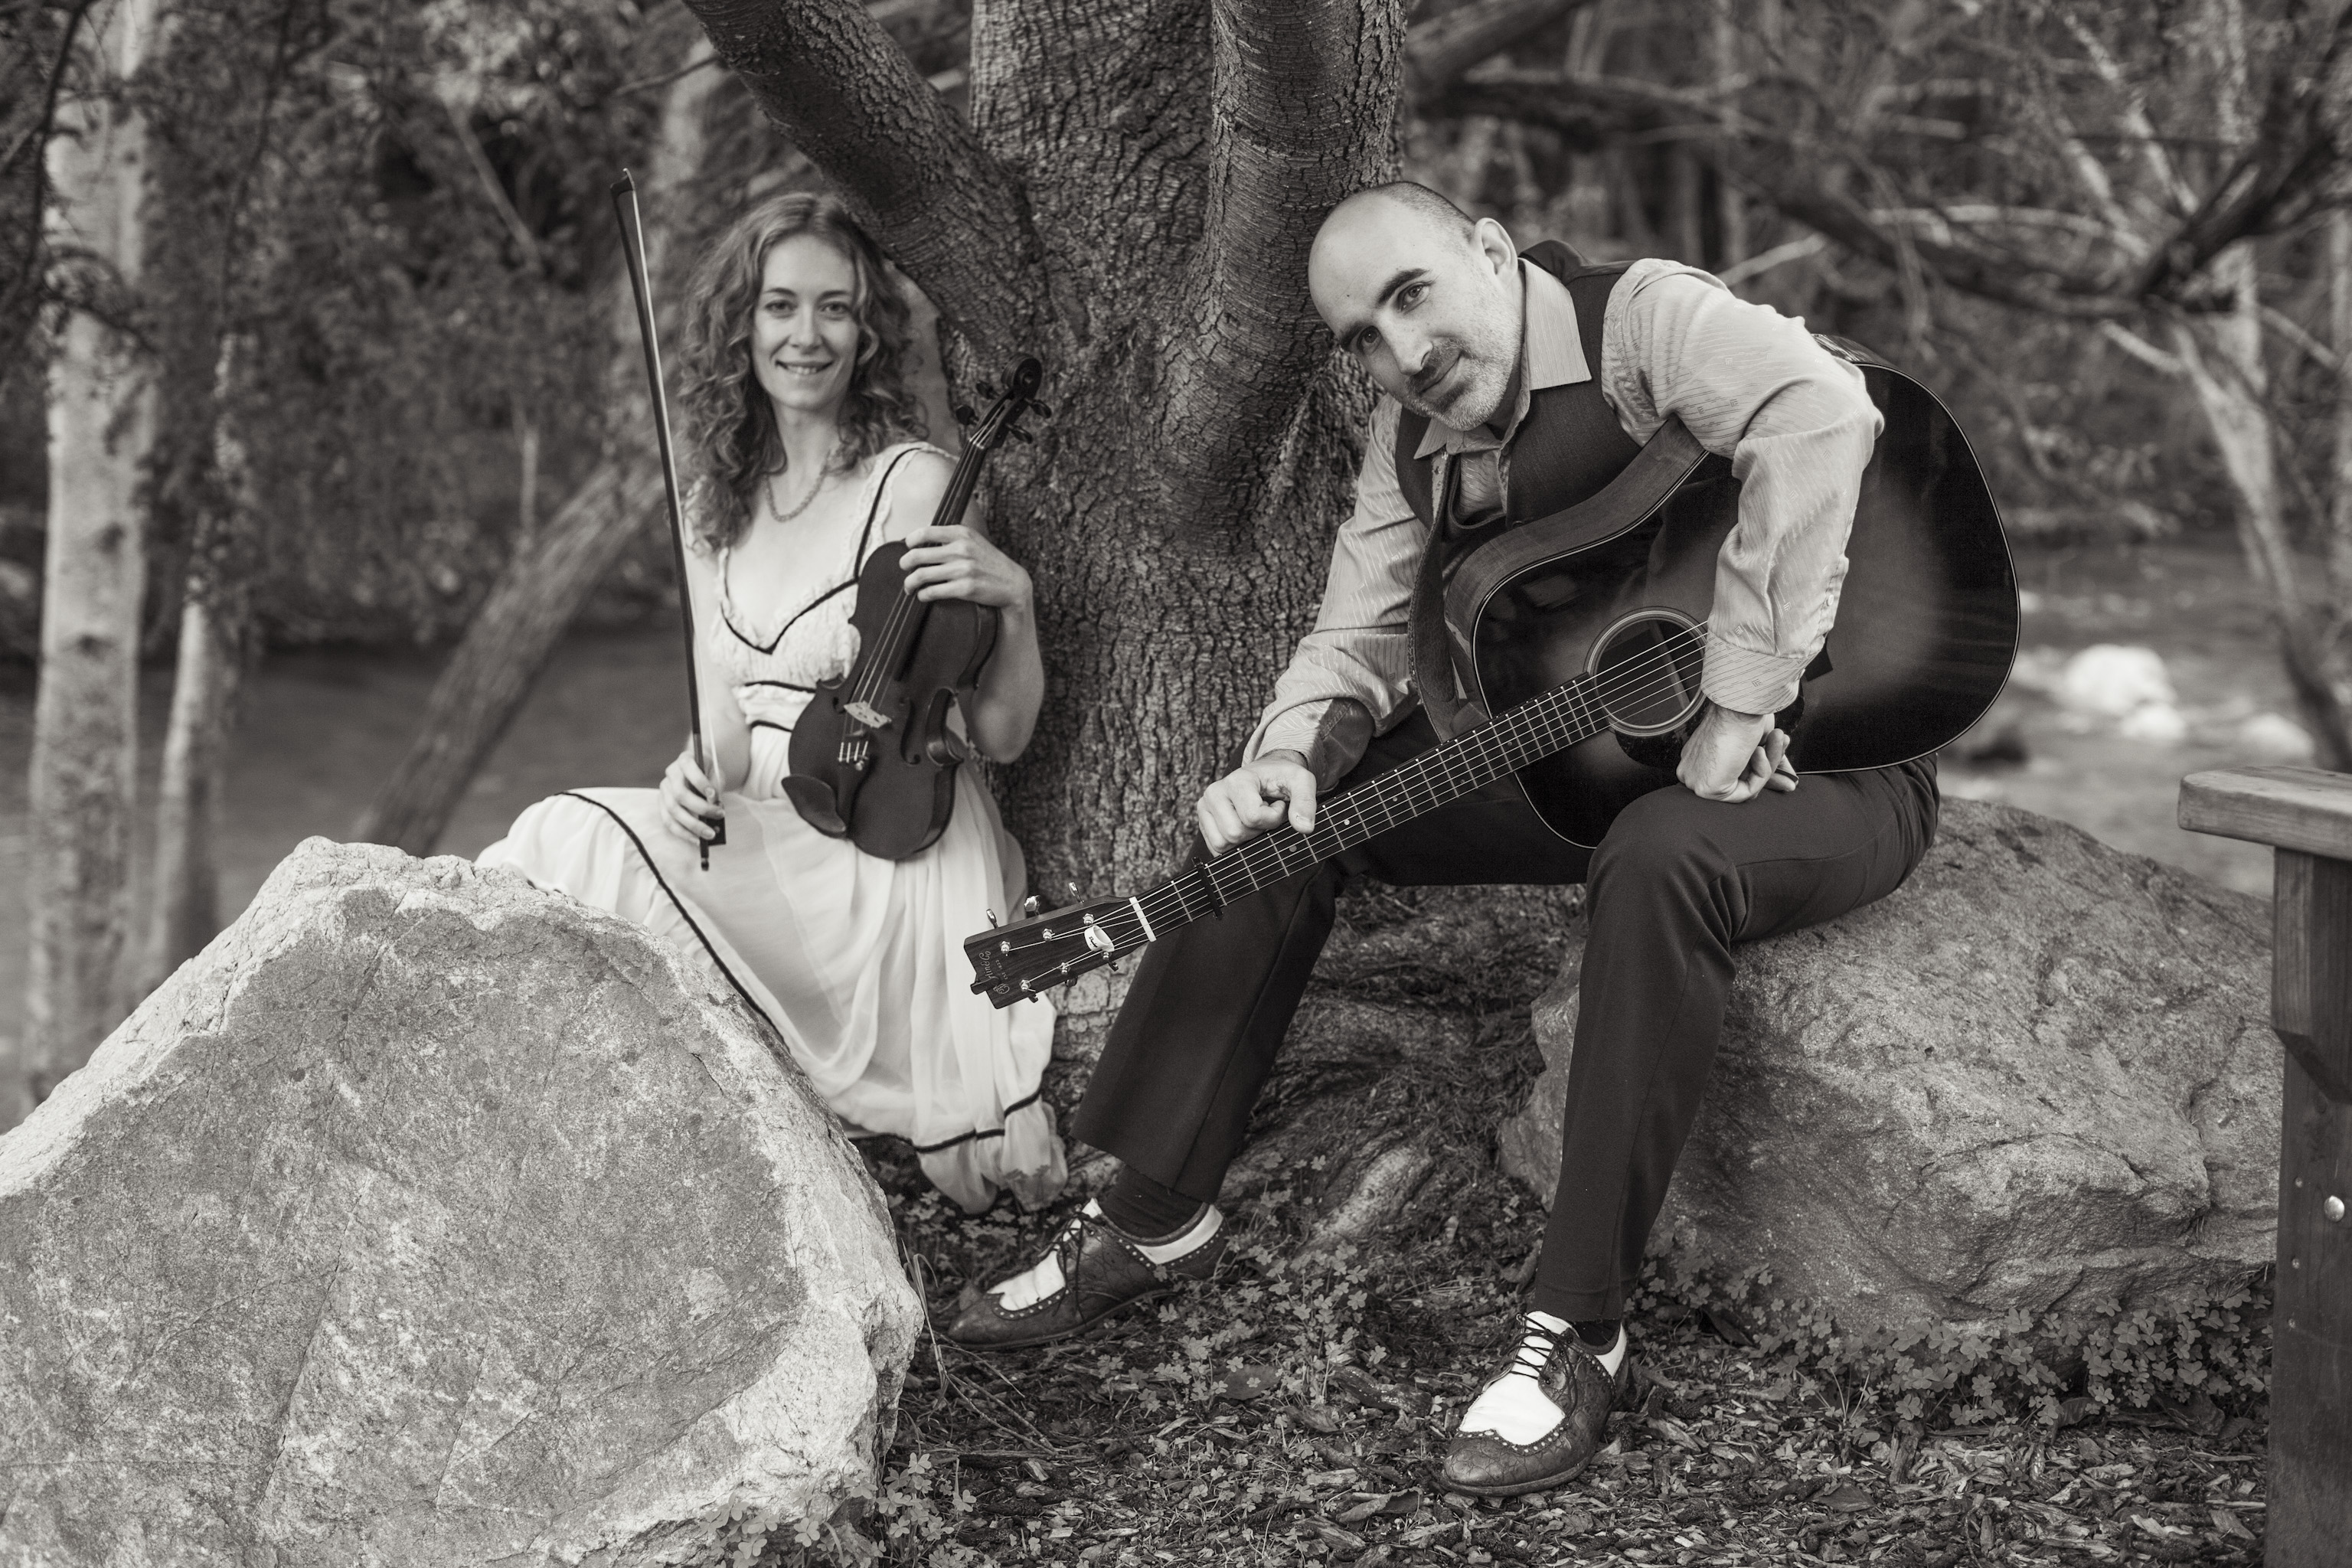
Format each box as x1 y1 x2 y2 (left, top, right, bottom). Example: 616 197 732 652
659 748 726 844
901 525 1034 610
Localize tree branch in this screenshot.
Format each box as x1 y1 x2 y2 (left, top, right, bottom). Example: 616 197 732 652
1405 0 1595 100
676 0 1043 361
1158 0 1403 528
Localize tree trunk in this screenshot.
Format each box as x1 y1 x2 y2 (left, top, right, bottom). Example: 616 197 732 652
679 0 1404 1047
143 581 249 991
11 0 162 1125
2329 209 2351 597
2171 246 2352 770
352 31 720 855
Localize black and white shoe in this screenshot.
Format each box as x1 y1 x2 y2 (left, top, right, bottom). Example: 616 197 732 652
942 1200 1226 1351
1439 1312 1632 1496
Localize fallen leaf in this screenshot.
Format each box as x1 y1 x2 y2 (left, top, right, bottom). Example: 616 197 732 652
1220 1364 1278 1402
1305 1468 1358 1490
2211 1508 2257 1543
1820 1483 1875 1513
1331 1492 1392 1524
1295 1405 1342 1435
1311 1521 1366 1553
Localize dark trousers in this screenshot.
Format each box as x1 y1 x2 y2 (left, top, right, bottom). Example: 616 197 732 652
1070 710 1940 1319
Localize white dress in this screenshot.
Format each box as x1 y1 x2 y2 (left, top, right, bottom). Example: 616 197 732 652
479 442 1067 1213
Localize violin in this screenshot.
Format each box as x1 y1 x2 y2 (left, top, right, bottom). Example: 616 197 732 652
782 358 1049 861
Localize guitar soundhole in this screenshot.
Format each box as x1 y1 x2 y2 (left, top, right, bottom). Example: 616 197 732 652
1587 609 1706 737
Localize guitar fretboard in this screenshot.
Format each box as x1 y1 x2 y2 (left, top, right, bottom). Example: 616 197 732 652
1111 667 1616 952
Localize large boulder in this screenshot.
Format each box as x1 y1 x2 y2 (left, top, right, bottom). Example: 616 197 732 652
1499 799 2279 1332
0 840 921 1568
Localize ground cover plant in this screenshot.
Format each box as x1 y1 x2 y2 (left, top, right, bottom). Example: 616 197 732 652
820 883 2275 1568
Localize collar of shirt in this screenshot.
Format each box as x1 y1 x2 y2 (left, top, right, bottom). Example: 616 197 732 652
1413 260 1591 462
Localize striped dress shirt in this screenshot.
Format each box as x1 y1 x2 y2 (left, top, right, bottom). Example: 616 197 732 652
1245 256 1883 786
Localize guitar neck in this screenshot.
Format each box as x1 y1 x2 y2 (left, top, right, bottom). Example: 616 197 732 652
1108 674 1612 955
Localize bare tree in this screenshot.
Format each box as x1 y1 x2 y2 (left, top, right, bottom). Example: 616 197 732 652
14 0 164 1122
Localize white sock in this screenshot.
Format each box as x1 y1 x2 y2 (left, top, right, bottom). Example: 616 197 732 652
989 1200 1223 1311
1456 1314 1627 1445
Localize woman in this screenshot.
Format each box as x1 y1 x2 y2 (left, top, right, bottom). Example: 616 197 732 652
480 192 1064 1213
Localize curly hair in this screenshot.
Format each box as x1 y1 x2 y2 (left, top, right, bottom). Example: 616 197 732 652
676 191 926 552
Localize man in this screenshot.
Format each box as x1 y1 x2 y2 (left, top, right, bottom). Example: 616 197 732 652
946 182 1939 1496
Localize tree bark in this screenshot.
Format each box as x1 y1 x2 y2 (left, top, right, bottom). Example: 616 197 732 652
2170 245 2352 770
352 28 721 856
2329 209 2352 596
144 581 248 991
12 0 162 1124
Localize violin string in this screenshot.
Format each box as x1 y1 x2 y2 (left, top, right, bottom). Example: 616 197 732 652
848 419 1007 710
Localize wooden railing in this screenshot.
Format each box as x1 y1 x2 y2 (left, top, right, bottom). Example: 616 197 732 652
2178 766 2351 1566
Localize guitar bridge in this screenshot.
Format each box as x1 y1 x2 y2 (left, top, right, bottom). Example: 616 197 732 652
844 701 891 729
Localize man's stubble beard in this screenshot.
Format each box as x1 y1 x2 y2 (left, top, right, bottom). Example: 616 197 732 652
1400 307 1521 434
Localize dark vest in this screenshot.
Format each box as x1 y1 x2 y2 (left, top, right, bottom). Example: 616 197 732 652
1394 242 1643 541
1400 243 1644 734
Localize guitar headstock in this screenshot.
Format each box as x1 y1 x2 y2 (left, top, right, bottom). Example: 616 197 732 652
964 893 1134 1009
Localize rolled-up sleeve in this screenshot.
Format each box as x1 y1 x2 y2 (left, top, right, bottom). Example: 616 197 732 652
1243 398 1426 786
1602 262 1881 716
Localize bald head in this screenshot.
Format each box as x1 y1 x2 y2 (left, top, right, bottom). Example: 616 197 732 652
1308 182 1524 433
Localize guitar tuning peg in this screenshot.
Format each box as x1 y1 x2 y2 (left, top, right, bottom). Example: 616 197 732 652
1021 895 1041 919
954 404 975 426
1030 400 1056 420
985 908 998 928
977 381 998 400
1008 423 1033 443
1063 880 1081 901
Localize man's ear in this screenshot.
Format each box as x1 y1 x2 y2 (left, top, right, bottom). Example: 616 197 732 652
1472 217 1517 276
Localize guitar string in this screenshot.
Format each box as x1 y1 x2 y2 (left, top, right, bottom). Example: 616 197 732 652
1165 618 1727 920
992 619 1743 975
982 619 1788 979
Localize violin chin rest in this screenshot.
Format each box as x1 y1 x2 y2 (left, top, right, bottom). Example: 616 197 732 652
780 774 851 838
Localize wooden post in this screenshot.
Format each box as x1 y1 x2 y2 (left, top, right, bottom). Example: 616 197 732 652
2179 766 2352 1565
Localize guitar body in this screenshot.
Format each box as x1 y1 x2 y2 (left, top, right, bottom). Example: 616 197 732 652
1465 358 2018 848
786 542 999 861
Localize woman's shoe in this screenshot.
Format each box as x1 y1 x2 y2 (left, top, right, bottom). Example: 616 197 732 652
943 1201 1226 1351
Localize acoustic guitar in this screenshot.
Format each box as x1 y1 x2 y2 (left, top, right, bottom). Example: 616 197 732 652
965 346 2016 1008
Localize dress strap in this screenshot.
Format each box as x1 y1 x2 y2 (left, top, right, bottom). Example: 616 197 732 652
853 441 933 569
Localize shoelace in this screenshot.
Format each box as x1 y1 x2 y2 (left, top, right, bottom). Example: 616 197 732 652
1503 1315 1562 1381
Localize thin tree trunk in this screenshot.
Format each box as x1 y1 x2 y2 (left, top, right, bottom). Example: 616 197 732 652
2171 246 2352 769
352 32 718 855
1713 0 1746 272
2328 209 2351 597
144 581 248 991
11 0 163 1125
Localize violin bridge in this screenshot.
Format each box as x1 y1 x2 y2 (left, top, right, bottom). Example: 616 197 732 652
844 701 891 729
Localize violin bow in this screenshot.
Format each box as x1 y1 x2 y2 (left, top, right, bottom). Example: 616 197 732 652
610 168 723 870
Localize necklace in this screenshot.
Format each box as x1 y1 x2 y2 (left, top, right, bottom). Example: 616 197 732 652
764 447 837 525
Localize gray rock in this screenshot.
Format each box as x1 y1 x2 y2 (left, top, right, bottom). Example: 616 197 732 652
1499 799 2278 1331
0 840 920 1568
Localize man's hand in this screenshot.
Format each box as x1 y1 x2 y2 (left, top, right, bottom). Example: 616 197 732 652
1197 750 1318 854
1676 703 1799 802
